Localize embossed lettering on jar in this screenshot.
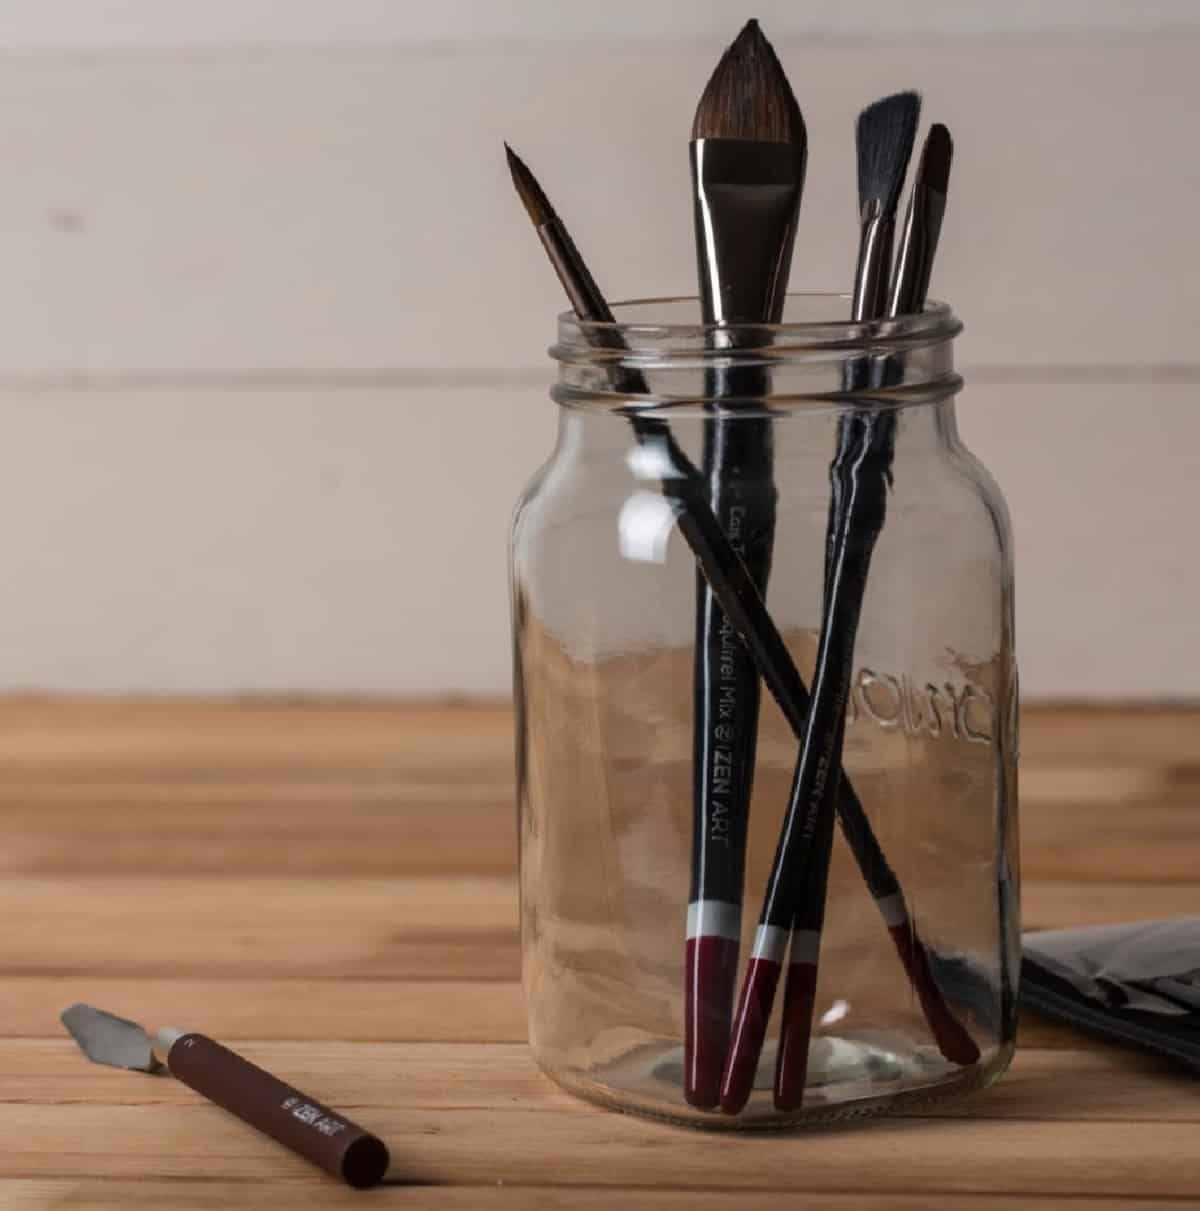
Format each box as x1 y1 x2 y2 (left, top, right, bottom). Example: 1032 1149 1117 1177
511 296 1019 1128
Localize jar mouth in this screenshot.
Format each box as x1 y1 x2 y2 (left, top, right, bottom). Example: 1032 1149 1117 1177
553 294 961 359
550 293 962 414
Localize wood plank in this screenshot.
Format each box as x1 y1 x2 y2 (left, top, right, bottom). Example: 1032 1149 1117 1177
0 701 516 873
3 1180 1182 1211
0 876 518 979
1020 801 1200 884
1 702 1196 884
8 779 1198 881
1 976 1102 1054
0 700 1176 774
3 1041 1192 1123
0 871 1190 978
3 978 528 1041
0 700 512 777
1019 706 1200 763
0 1104 1197 1196
0 792 514 876
1021 882 1200 931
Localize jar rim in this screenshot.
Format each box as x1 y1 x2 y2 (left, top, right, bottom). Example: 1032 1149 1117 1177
553 293 961 358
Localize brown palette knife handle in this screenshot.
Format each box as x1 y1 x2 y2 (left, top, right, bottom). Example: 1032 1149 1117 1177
160 1029 389 1189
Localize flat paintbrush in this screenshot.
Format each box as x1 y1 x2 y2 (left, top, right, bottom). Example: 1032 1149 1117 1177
684 18 807 1110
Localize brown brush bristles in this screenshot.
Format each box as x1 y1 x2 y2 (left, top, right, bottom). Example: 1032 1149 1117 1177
504 142 555 227
691 19 804 144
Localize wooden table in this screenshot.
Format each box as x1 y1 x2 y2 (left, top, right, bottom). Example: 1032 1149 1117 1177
2 701 1198 1208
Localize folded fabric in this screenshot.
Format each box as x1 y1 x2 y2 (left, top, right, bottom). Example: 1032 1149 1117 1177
1021 918 1200 1074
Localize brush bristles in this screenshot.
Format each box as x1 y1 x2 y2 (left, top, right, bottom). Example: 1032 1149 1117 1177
856 91 921 217
505 142 555 227
692 19 805 145
918 122 953 196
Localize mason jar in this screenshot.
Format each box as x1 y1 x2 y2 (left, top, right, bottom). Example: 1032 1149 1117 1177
511 296 1018 1128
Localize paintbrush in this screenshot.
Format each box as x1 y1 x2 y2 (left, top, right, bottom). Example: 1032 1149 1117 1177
720 91 926 1115
61 1004 390 1188
772 116 977 1111
684 18 807 1110
889 123 952 319
505 142 977 1113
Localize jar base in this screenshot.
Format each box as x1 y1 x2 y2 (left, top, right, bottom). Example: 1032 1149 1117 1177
536 1032 1013 1130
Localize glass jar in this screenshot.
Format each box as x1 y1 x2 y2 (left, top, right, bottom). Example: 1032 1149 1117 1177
511 296 1018 1128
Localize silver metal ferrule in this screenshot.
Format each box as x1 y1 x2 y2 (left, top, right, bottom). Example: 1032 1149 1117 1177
154 1025 188 1059
887 186 947 317
852 203 894 322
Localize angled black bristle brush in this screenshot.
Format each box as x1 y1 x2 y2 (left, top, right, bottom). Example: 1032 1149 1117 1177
504 144 973 1115
852 91 922 323
684 18 807 1111
720 91 927 1115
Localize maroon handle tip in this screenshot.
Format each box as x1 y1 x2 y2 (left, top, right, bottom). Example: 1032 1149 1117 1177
684 935 740 1110
720 957 782 1115
774 961 819 1111
888 927 981 1066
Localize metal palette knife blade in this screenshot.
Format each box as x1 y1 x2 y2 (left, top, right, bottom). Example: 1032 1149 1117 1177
61 1003 162 1073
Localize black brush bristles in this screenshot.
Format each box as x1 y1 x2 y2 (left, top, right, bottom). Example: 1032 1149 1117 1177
504 143 554 227
856 91 921 218
919 122 953 197
692 19 805 145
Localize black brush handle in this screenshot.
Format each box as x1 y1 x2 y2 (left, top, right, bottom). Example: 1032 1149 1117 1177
684 360 775 1109
768 409 888 933
772 433 846 1111
690 401 775 910
773 361 979 1109
771 409 889 1108
721 408 889 1114
624 408 906 906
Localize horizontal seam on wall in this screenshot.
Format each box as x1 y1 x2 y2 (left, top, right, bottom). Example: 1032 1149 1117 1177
0 364 1197 393
7 29 1200 60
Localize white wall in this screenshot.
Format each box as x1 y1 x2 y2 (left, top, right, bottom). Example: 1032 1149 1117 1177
0 3 1194 698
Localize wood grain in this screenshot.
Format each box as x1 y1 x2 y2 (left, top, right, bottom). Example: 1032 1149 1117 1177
0 1041 1191 1121
2 1105 1198 1195
1 1184 1181 1211
0 701 1196 1208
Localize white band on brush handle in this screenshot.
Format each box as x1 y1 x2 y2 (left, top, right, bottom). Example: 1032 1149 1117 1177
787 929 822 966
687 899 742 942
877 893 910 928
750 924 790 964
